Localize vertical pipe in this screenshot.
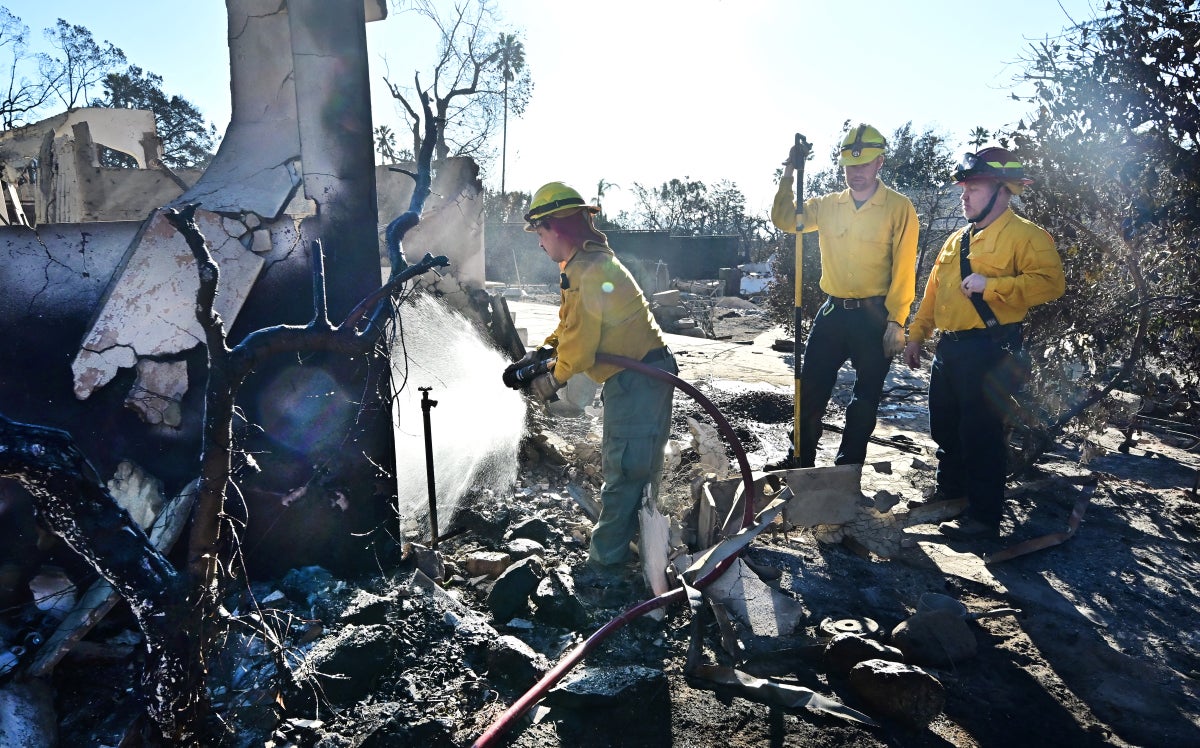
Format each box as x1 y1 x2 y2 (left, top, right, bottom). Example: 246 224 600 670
419 387 439 548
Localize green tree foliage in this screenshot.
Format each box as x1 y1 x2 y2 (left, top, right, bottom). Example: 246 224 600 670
482 188 554 287
0 7 52 128
38 18 125 110
95 65 216 169
1005 0 1200 461
624 177 772 255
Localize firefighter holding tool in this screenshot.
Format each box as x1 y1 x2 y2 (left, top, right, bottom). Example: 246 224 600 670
770 124 919 469
903 147 1065 540
502 182 677 579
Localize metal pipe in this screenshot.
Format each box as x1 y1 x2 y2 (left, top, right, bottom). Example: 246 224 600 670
419 386 439 549
471 353 757 748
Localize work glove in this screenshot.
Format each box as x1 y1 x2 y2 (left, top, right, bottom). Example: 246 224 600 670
502 345 555 390
883 321 906 358
530 371 563 402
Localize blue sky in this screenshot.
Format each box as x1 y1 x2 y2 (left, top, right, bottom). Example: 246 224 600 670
9 0 1099 215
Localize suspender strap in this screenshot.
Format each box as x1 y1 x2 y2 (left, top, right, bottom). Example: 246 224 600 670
960 228 1002 329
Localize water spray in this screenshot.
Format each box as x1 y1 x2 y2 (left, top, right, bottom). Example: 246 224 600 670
471 353 759 748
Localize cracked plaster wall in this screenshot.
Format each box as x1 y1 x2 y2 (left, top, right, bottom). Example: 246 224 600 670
0 0 483 535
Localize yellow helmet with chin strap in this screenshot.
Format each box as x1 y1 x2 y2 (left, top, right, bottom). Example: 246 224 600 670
524 182 600 230
838 124 886 166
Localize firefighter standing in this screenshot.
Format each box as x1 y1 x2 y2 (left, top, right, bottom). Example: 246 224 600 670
512 182 677 578
903 147 1065 539
770 124 919 468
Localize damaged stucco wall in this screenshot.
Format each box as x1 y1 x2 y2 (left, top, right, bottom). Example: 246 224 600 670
0 0 485 544
0 107 202 225
377 156 487 304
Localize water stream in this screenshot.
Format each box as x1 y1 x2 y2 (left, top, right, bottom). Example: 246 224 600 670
390 293 527 539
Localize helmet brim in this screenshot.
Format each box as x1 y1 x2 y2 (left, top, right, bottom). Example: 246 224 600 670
523 204 600 231
838 148 884 167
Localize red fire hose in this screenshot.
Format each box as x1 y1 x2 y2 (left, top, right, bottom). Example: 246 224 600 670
471 352 758 747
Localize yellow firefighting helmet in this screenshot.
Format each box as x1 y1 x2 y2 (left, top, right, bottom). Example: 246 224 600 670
524 182 600 230
838 124 887 166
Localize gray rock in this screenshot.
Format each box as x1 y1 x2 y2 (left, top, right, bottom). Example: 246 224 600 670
486 556 544 622
338 589 393 625
825 633 904 679
506 516 555 545
531 569 590 630
503 537 546 560
297 624 393 705
890 609 977 667
849 658 945 728
486 634 548 689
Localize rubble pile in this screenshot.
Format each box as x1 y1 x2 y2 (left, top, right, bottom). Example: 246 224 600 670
2 366 1199 747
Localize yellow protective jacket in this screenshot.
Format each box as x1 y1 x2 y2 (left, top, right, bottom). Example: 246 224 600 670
772 176 919 326
908 208 1065 343
543 240 665 384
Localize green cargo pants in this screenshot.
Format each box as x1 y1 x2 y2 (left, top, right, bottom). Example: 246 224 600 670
587 351 677 570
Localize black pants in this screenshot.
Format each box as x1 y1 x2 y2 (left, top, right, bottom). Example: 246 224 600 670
929 325 1027 526
795 297 890 467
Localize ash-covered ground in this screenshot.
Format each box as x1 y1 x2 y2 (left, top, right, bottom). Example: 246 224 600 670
12 298 1200 747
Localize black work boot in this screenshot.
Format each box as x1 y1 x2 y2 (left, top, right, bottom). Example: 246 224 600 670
938 516 999 540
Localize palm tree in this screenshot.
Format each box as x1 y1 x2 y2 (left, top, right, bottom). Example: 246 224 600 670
494 33 525 193
968 126 991 149
374 125 398 164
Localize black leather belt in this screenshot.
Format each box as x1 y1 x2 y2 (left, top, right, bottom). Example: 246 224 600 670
941 323 1020 341
641 346 672 363
827 295 884 310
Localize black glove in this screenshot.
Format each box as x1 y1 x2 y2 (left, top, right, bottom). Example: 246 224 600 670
502 345 555 389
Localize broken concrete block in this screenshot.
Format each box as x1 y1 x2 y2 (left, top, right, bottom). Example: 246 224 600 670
71 209 265 399
652 290 682 307
247 228 272 254
222 216 249 238
532 432 573 465
463 551 512 579
502 538 545 560
638 492 673 610
782 463 868 527
126 359 187 427
703 557 805 651
848 658 945 728
106 460 165 530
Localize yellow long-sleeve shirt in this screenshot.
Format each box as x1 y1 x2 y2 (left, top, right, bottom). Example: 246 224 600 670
771 176 919 325
543 240 665 384
908 208 1065 343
